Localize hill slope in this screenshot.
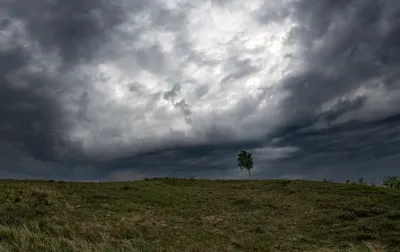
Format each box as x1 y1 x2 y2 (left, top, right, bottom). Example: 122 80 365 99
0 178 399 252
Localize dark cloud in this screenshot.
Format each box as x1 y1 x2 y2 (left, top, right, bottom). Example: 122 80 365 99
101 139 267 180
0 44 68 166
266 114 400 184
279 0 400 125
1 0 400 184
77 91 90 122
0 0 128 173
3 0 127 66
262 0 400 183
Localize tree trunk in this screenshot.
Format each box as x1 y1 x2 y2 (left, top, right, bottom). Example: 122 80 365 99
248 169 251 180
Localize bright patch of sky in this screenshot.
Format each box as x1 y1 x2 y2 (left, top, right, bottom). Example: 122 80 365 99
59 0 300 156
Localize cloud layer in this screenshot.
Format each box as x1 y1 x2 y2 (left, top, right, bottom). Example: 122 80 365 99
1 0 400 183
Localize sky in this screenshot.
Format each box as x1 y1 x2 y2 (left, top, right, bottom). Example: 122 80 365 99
1 0 400 184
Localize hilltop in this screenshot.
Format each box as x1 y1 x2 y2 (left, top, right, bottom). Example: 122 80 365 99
0 178 399 252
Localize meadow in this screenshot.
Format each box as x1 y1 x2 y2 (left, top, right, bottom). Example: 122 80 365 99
0 178 399 252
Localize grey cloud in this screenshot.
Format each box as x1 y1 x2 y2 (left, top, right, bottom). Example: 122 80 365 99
99 137 302 181
86 0 400 184
0 0 133 167
382 70 400 88
276 0 400 126
77 91 90 122
317 95 366 124
175 99 191 116
174 99 192 124
267 115 400 184
103 141 253 176
163 83 181 101
255 0 294 24
1 0 400 184
0 53 68 163
191 120 237 143
149 5 187 31
194 84 209 99
3 0 128 67
135 44 167 74
127 82 164 113
163 83 192 123
221 57 260 84
128 82 144 93
245 0 400 183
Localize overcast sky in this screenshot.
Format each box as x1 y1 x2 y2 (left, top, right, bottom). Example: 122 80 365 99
1 0 400 183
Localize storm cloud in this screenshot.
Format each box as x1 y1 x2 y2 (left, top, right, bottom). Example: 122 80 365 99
1 0 400 183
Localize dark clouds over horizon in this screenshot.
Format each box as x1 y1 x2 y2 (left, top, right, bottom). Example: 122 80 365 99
1 0 400 183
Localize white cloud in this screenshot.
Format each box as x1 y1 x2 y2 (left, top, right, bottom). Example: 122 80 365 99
43 0 301 160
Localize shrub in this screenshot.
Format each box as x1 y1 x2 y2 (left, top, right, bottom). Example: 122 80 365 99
383 176 400 189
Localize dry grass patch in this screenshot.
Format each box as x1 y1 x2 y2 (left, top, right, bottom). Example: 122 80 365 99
0 178 398 251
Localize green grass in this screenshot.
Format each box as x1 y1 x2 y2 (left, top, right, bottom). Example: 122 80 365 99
0 178 399 252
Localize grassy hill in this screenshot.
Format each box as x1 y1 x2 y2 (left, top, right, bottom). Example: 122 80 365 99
0 178 399 252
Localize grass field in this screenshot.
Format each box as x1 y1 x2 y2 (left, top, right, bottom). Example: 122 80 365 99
0 178 399 252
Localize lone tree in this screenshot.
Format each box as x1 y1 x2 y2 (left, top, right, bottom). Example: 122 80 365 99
237 150 253 179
